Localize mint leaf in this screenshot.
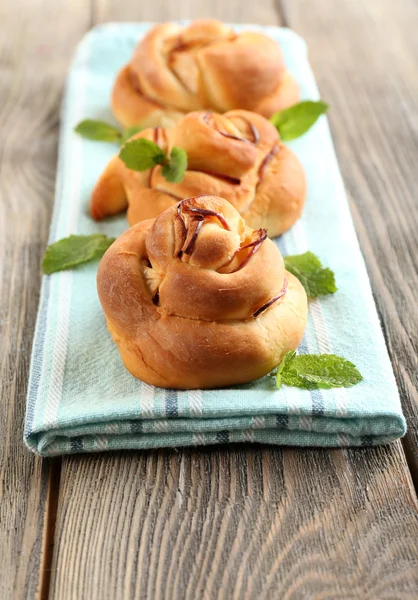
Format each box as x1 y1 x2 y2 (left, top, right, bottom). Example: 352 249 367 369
74 119 143 145
270 100 328 141
120 125 143 144
161 147 188 183
119 138 167 171
74 119 121 142
119 140 188 183
42 234 115 275
284 251 337 297
276 352 363 390
276 350 296 389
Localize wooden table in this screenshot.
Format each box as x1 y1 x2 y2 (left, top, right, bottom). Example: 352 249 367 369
1 1 418 598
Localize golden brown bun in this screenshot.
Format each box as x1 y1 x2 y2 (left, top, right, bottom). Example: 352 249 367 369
97 195 308 389
91 110 306 238
111 20 299 128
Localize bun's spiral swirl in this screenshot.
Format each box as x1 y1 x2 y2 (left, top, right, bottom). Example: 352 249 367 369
97 195 308 389
112 19 299 128
92 110 306 238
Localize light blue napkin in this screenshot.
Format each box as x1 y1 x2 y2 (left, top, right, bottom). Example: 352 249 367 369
24 23 406 455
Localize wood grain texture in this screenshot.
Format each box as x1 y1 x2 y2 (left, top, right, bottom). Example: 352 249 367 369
51 445 418 600
48 1 418 598
2 0 418 598
93 0 281 25
282 0 418 482
0 1 90 598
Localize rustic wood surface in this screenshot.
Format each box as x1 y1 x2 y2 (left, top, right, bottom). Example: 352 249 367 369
0 1 90 598
284 0 418 488
51 446 418 600
0 0 417 599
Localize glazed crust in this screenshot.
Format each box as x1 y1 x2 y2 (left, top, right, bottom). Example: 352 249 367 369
91 110 306 238
97 196 308 389
111 20 299 128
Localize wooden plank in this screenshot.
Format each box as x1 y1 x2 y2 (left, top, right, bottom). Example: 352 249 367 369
282 0 418 482
51 445 418 599
93 0 282 25
0 1 91 598
49 1 418 598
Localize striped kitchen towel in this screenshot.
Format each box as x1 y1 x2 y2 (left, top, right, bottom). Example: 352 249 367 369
24 23 406 456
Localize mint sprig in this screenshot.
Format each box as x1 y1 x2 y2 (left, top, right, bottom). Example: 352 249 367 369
284 251 337 297
119 139 188 184
276 351 363 390
74 119 142 144
119 139 166 170
42 234 115 275
161 147 188 183
270 100 328 141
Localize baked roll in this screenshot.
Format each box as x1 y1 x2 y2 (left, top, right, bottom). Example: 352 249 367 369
97 195 308 389
112 19 299 128
91 110 306 238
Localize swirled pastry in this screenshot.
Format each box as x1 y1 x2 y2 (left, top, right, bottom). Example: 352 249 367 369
91 110 306 238
97 195 308 389
112 19 299 128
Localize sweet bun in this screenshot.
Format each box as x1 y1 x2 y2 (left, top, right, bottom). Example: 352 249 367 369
112 19 299 128
91 110 306 238
97 195 308 389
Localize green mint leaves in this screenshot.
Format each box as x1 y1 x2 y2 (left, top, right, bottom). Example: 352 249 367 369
284 251 337 298
270 100 328 141
119 139 166 170
75 119 188 182
75 119 142 144
75 120 121 142
119 139 188 183
161 147 188 183
276 351 363 390
42 234 115 275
